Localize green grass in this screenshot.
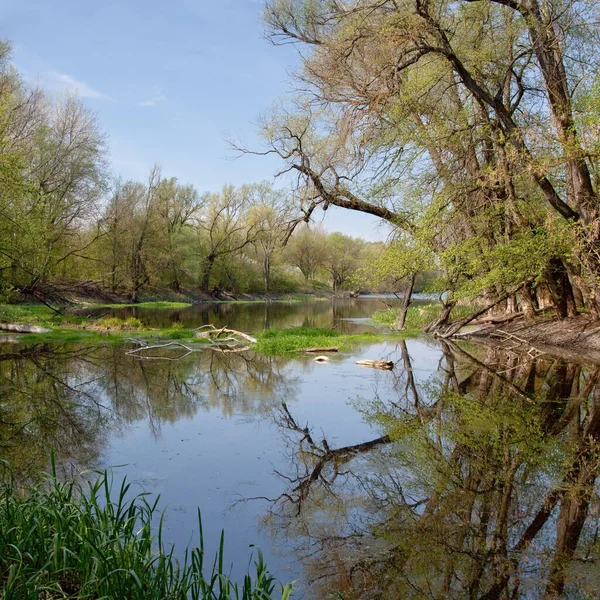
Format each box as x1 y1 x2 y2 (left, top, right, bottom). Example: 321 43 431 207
17 327 211 346
371 303 476 331
0 465 293 599
254 326 393 356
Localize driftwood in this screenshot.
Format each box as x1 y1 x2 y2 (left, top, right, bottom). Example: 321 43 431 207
471 311 524 325
0 323 52 334
356 359 394 370
125 341 195 360
194 325 257 344
299 346 339 353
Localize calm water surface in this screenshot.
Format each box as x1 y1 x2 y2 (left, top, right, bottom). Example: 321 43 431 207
2 298 600 598
78 295 432 333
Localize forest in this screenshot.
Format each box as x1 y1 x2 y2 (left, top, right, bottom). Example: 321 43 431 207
0 41 408 305
248 0 600 332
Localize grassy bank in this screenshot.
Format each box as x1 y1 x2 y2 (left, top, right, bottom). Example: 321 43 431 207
372 303 475 330
0 466 292 599
0 303 409 352
254 326 402 356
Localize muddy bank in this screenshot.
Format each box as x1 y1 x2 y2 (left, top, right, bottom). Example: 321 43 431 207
455 314 600 364
15 282 335 307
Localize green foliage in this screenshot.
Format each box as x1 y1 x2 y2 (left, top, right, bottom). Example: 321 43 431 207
353 240 433 291
255 326 390 355
372 303 475 330
440 223 576 301
0 466 293 599
94 316 144 330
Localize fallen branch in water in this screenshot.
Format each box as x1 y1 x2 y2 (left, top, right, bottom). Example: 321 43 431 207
194 325 257 344
298 346 339 353
355 359 394 370
0 323 52 334
125 341 193 355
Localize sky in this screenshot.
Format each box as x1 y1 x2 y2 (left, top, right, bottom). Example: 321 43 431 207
1 0 388 241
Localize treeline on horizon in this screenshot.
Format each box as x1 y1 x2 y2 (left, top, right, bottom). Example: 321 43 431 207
0 41 420 304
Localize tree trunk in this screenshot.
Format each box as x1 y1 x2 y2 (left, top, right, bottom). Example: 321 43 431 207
424 300 456 333
264 255 270 293
201 254 216 292
545 258 578 319
394 273 416 330
518 285 537 322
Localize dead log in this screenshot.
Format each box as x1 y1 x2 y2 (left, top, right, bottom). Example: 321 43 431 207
438 280 532 338
299 346 339 353
355 359 394 370
194 325 257 344
0 323 52 334
471 311 524 325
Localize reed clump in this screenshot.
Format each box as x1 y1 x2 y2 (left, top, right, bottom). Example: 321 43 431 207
0 465 293 599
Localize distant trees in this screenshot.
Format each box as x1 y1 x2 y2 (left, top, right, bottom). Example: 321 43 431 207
196 185 262 293
285 224 328 281
324 233 365 291
247 183 292 292
0 37 434 303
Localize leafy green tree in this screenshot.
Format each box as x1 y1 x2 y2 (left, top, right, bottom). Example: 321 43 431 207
324 232 365 291
285 223 328 281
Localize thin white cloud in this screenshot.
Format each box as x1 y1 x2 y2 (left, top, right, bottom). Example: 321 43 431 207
50 71 111 100
138 92 166 107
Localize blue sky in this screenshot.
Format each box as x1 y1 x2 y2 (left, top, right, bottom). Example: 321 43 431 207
2 0 387 240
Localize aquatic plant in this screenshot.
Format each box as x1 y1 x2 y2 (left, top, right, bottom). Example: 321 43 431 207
0 464 293 599
254 326 381 355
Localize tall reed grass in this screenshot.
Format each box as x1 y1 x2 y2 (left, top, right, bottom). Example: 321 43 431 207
0 462 293 599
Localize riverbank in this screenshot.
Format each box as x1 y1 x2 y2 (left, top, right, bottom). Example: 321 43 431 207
13 282 336 307
455 313 600 364
371 303 600 364
0 302 408 355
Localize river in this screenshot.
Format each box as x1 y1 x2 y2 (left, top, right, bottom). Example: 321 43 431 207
1 298 599 599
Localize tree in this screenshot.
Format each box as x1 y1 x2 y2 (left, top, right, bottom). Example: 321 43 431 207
355 239 433 329
246 182 292 292
154 177 201 291
196 185 262 292
0 69 107 297
256 0 600 323
324 232 364 291
285 223 328 281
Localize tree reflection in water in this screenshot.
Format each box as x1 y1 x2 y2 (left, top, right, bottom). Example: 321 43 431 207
264 340 600 599
3 337 600 597
0 342 292 481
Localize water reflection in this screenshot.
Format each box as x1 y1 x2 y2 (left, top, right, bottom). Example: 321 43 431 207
78 297 430 334
1 334 599 598
262 340 600 599
0 343 293 479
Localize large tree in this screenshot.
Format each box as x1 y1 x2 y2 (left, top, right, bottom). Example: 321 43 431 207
256 0 600 321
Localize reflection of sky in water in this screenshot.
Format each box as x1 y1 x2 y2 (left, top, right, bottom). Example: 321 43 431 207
2 300 599 598
101 339 434 586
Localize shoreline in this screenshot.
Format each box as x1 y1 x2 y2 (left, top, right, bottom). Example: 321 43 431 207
452 314 600 364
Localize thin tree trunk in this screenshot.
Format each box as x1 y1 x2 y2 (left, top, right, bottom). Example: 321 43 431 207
394 273 416 330
201 254 216 292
